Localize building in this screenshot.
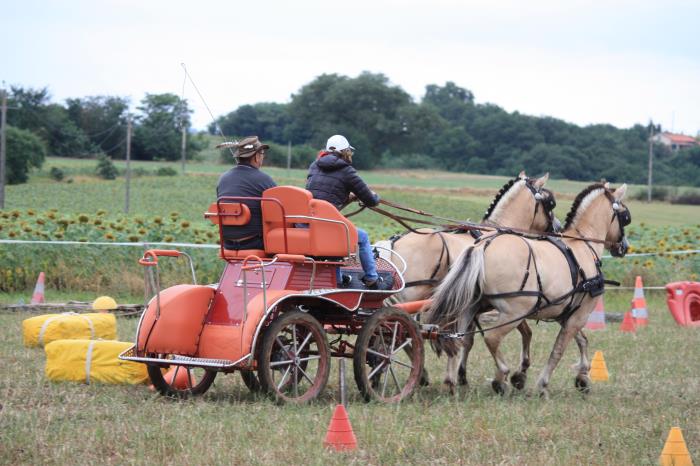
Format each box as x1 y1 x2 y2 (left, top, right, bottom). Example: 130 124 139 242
653 132 700 151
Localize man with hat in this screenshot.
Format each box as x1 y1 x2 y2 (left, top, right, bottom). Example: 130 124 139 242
216 136 276 250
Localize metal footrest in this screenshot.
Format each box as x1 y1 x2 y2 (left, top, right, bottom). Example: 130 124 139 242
118 345 238 369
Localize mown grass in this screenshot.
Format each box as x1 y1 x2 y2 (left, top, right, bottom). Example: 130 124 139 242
1 292 698 464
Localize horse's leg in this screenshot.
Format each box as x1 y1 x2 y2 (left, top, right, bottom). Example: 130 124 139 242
535 321 580 399
458 322 476 387
483 321 522 395
443 347 463 395
573 330 591 393
510 320 533 390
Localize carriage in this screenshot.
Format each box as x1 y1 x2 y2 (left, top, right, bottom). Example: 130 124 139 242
120 186 429 403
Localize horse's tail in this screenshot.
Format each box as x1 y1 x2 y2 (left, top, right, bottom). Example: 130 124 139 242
426 246 485 356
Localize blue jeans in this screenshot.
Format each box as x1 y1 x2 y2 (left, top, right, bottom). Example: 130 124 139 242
357 228 378 281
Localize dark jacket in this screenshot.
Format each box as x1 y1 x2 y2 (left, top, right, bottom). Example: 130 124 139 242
216 164 276 248
306 153 379 209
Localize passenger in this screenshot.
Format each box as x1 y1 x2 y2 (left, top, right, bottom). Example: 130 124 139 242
306 135 382 289
216 136 276 250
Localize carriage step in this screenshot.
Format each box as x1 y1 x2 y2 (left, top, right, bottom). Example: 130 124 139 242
118 345 237 369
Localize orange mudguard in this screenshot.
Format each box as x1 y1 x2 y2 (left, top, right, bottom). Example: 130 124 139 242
137 285 214 355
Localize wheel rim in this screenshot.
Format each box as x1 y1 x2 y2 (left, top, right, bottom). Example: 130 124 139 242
262 316 329 402
147 354 216 397
358 315 422 402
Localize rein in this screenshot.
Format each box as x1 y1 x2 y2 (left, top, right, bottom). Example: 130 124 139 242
370 198 618 248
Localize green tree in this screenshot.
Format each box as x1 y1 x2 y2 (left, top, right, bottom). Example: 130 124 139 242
212 102 289 144
132 93 195 161
66 96 129 158
4 126 46 184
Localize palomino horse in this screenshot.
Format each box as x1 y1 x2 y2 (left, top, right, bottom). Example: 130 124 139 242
387 172 559 388
427 183 630 398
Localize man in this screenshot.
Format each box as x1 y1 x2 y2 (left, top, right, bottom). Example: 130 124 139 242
216 136 276 250
306 135 382 288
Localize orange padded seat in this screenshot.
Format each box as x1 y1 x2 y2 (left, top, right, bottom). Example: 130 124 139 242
218 249 269 260
262 186 358 258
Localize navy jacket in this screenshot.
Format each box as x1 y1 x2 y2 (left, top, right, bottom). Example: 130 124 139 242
306 154 379 209
216 164 276 245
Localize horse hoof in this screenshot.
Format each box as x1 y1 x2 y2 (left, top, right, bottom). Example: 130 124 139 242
419 369 430 387
510 372 527 390
458 376 469 387
575 376 591 394
491 380 507 396
444 380 457 395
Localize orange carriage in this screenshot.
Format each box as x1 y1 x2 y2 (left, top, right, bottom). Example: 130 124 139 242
120 186 425 403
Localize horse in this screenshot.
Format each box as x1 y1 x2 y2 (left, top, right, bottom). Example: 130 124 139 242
384 172 559 389
427 182 630 398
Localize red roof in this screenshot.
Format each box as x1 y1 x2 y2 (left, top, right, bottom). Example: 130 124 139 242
663 132 698 144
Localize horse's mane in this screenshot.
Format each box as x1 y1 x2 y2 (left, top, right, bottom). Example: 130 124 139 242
483 176 522 221
563 183 608 230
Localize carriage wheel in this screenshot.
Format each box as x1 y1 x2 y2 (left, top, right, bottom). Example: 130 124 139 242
147 356 217 398
258 311 331 404
240 370 261 392
353 307 424 403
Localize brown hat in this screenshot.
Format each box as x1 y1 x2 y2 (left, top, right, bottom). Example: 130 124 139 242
233 136 269 158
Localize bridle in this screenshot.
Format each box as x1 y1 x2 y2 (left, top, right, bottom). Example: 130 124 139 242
524 178 558 233
604 190 631 257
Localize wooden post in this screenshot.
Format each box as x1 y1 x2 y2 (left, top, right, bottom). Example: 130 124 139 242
647 123 654 203
125 117 132 214
181 125 187 174
0 88 6 209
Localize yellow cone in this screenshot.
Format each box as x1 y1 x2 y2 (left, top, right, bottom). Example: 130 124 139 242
589 350 609 382
660 427 693 466
92 296 117 312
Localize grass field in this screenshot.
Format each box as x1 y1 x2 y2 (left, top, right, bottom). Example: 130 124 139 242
1 292 698 464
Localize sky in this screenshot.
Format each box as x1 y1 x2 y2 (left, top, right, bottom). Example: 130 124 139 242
3 0 700 135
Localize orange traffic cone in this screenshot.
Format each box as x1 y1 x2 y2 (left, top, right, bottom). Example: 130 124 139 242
620 311 637 333
585 297 606 330
589 351 609 382
632 276 649 326
660 427 693 466
324 404 357 451
30 272 46 304
164 367 196 389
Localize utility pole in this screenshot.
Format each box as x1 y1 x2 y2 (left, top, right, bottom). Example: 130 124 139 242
287 141 292 178
125 116 132 214
0 88 6 210
647 122 654 203
180 125 187 174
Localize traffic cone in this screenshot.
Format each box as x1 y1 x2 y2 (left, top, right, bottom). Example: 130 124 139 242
659 427 693 466
164 367 196 389
585 297 606 330
589 351 609 382
30 272 46 304
632 276 649 326
323 404 357 451
620 311 637 333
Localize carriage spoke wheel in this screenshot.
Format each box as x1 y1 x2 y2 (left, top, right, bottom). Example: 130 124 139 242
258 311 330 404
353 307 424 403
147 355 217 398
240 370 261 393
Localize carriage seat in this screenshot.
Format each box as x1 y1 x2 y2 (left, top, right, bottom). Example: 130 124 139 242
262 186 358 258
205 200 270 259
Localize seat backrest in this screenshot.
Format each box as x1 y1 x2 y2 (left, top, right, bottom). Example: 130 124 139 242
205 201 251 226
309 199 359 257
262 186 313 234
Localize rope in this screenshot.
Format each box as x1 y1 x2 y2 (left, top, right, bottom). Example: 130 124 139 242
85 340 96 385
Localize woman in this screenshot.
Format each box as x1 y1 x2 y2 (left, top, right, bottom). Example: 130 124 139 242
306 135 382 288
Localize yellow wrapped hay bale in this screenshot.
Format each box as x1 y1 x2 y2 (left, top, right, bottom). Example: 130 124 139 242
45 339 149 384
22 312 117 347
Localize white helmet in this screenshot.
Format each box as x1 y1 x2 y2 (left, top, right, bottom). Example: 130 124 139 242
326 135 355 152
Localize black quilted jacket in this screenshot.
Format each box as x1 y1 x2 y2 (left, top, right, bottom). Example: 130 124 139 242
305 154 379 209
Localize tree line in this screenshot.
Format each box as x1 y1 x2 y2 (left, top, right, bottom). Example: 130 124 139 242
4 73 700 187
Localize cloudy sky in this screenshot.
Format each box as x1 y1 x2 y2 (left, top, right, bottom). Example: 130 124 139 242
4 0 699 135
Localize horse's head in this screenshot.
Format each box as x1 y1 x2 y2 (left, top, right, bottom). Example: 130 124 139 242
564 182 631 256
523 173 560 233
604 183 631 257
484 171 559 233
